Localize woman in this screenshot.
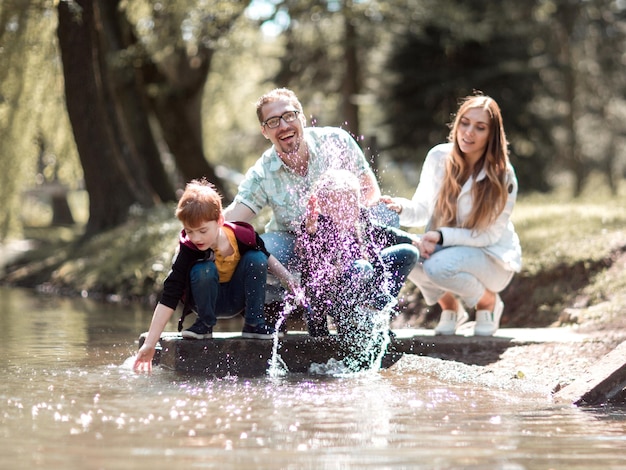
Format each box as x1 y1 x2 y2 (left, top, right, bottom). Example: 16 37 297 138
384 95 522 336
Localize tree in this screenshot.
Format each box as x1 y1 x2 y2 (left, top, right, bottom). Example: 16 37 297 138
0 1 35 239
543 0 626 196
258 0 383 140
122 0 250 196
381 0 551 193
58 0 159 235
56 0 251 235
0 0 81 240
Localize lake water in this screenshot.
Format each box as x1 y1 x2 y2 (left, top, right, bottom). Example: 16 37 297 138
1 286 626 469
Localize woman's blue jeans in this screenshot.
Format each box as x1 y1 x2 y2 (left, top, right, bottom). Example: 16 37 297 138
409 245 514 307
189 250 267 327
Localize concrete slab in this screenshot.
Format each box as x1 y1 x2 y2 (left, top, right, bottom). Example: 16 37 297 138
141 332 402 376
140 326 589 377
554 340 626 406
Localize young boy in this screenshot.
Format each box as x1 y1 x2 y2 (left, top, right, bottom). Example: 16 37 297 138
134 179 295 373
297 170 420 337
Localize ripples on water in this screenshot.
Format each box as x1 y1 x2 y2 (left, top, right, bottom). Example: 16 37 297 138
1 287 625 469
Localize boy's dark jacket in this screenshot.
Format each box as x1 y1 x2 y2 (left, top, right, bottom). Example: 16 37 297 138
157 221 270 331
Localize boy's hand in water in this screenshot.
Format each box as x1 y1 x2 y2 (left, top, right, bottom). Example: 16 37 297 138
133 344 155 373
289 285 308 307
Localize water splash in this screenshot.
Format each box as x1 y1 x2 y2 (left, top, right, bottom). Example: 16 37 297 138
309 358 351 376
269 138 405 377
267 299 299 378
341 299 396 374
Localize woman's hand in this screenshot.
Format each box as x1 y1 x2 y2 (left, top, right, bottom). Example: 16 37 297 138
380 195 402 214
417 230 441 259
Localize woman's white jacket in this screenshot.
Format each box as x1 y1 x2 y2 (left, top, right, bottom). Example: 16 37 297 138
396 143 522 272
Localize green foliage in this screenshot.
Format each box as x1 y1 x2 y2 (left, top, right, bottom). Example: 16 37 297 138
514 173 626 275
503 174 626 326
50 205 181 300
122 0 251 60
382 0 551 193
202 14 281 176
1 0 626 241
0 1 80 241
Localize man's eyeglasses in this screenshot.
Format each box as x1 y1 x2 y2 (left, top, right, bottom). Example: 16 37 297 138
262 110 299 129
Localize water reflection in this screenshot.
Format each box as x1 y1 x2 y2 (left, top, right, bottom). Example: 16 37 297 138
1 287 626 469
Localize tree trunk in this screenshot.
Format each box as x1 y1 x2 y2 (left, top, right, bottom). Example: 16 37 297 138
140 54 231 200
57 0 155 235
556 1 587 197
341 0 361 140
152 85 230 200
97 0 176 203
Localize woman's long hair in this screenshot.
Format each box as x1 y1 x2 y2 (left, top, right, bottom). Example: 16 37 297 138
432 95 510 232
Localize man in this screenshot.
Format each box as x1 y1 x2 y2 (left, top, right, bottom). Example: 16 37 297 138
224 88 383 302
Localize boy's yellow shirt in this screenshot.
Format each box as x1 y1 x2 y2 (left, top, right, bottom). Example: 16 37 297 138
213 227 241 283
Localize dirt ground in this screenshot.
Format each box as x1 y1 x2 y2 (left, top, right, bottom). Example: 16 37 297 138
487 252 626 399
486 330 624 396
386 250 626 402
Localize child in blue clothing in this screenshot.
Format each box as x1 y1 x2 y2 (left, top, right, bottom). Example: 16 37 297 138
134 179 295 372
297 170 420 338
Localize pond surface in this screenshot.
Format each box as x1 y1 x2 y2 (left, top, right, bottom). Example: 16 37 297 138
1 286 626 469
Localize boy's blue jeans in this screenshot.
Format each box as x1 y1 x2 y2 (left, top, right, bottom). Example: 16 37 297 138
189 250 267 327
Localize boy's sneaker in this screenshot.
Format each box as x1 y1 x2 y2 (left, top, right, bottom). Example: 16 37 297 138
474 295 504 336
242 323 283 340
181 320 213 340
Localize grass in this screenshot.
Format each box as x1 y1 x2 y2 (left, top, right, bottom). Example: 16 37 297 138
505 175 626 327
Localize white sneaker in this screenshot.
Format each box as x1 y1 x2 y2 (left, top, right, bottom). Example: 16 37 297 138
474 295 504 336
434 304 469 336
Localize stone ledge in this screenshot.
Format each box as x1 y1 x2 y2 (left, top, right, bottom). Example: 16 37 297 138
138 328 626 406
139 327 580 377
554 340 626 406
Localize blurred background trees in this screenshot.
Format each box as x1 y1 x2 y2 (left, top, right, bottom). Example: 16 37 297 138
0 0 624 240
